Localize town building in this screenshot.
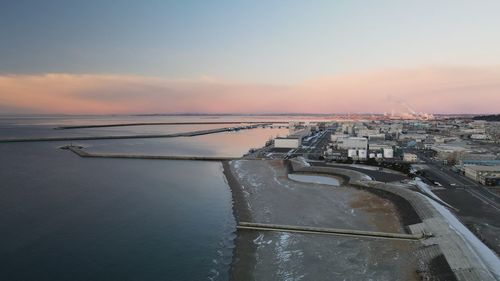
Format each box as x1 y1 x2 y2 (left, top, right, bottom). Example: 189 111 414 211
403 153 418 162
274 137 301 148
336 137 368 150
463 165 500 186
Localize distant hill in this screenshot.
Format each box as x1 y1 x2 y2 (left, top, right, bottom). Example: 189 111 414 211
473 114 500 121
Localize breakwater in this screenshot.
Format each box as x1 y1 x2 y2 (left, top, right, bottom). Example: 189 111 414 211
56 121 287 129
0 124 265 143
237 222 424 241
62 146 239 161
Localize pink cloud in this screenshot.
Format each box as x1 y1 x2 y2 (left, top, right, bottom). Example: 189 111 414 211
0 66 499 114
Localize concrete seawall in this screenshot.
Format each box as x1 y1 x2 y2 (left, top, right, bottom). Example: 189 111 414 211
289 158 499 281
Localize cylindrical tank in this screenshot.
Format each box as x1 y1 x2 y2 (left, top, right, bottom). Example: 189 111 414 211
376 153 383 158
348 149 357 158
358 149 367 159
369 153 376 159
383 148 394 158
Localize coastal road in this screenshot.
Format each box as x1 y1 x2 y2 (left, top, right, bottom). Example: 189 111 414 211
295 130 331 157
283 130 330 160
310 162 407 182
414 151 500 211
413 150 500 256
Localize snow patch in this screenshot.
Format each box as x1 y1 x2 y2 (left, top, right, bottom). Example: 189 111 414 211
424 196 500 279
296 156 311 167
253 234 273 246
288 173 340 186
350 164 379 171
362 175 373 181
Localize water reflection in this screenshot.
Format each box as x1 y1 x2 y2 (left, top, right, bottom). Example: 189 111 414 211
288 173 341 186
84 127 289 157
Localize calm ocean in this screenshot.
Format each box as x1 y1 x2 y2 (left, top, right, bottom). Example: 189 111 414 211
0 115 288 281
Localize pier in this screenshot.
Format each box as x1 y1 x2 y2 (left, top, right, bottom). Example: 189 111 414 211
237 222 425 241
63 146 239 161
0 124 266 143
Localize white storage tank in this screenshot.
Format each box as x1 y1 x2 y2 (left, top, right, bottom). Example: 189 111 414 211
348 149 357 158
383 148 394 159
358 149 367 159
376 153 383 158
369 153 376 159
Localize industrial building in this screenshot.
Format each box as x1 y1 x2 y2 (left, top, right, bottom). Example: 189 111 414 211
330 134 349 142
430 145 468 161
289 127 311 139
463 165 500 186
336 137 368 150
274 137 301 148
399 133 428 142
273 124 314 149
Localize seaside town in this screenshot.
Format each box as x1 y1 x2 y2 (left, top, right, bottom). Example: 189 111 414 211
2 1 500 281
231 113 500 280
1 112 499 281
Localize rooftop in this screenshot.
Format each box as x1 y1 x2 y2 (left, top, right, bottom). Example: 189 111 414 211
464 165 500 172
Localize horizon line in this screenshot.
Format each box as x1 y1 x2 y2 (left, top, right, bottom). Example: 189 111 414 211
0 112 497 117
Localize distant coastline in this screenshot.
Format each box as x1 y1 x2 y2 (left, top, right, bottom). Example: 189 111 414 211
473 114 500 121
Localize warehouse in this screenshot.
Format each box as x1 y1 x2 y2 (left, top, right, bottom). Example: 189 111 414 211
336 137 368 150
463 165 500 186
274 137 301 148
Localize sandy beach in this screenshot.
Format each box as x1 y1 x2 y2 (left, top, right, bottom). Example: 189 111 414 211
224 159 420 281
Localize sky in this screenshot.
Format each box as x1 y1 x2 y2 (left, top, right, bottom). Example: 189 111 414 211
1 0 499 114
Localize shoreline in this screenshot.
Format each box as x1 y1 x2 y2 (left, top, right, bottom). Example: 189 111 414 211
222 161 257 281
222 159 422 280
222 161 251 222
222 158 489 280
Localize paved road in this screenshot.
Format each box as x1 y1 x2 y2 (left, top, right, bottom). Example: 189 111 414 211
414 150 500 211
283 129 331 160
311 162 407 182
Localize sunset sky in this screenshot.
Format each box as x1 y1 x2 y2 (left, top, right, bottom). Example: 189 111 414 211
1 0 499 114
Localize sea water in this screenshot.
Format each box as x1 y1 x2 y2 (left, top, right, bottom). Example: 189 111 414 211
0 116 288 281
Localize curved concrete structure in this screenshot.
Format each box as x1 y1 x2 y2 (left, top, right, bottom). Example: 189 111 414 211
289 157 499 281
